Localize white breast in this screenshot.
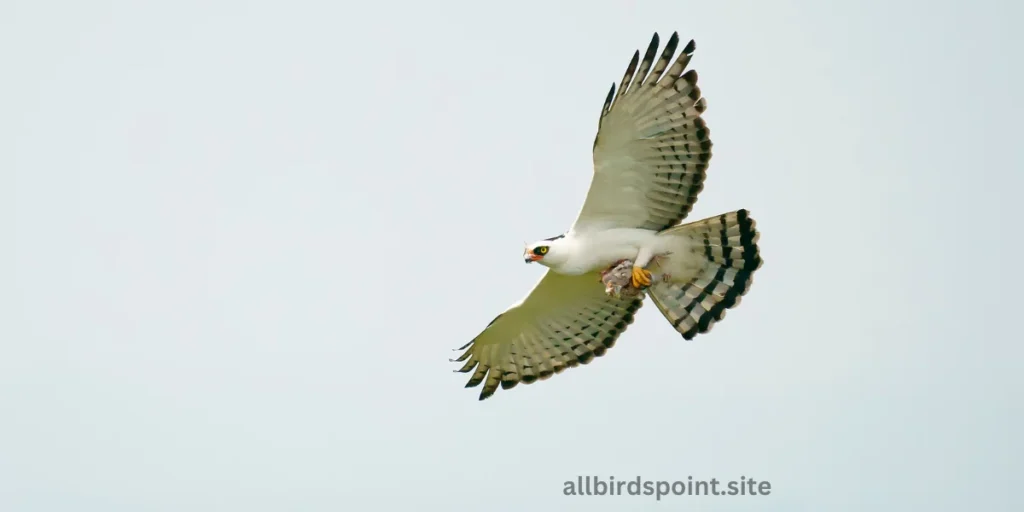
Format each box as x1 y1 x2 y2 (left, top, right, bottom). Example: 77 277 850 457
553 228 662 275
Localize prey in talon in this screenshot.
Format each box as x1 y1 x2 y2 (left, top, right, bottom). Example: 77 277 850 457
599 259 669 298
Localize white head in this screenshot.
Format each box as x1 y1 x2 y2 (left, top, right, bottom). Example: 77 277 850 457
523 234 569 268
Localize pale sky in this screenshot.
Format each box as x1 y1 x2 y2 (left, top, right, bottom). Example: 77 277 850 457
3 0 1021 510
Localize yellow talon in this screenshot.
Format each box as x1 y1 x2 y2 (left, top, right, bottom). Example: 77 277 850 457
630 265 653 288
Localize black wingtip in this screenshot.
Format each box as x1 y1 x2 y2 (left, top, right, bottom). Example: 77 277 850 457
619 49 640 92
683 38 696 54
643 35 660 61
694 97 707 113
667 32 680 48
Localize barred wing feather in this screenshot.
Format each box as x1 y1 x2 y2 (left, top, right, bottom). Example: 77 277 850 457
452 271 643 401
572 32 713 233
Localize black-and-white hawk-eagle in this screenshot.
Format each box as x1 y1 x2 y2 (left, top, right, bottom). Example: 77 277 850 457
452 32 763 400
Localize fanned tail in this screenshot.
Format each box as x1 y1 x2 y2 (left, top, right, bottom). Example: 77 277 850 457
647 210 763 339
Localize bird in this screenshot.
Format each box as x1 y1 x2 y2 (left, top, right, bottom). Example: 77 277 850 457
451 32 763 401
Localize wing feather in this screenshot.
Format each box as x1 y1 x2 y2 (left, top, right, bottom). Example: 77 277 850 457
573 32 711 233
452 271 643 400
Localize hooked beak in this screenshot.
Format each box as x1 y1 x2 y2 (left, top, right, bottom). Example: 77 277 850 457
524 253 542 263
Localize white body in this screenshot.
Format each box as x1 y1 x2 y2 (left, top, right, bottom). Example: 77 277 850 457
540 228 661 274
529 227 702 282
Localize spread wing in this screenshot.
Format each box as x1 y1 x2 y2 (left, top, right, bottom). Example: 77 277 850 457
452 271 644 401
571 32 712 234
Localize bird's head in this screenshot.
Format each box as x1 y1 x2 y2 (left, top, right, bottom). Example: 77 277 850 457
523 235 568 267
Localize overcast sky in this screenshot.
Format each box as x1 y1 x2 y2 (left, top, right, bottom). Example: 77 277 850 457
3 0 1021 510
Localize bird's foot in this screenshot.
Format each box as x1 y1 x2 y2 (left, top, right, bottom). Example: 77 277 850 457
630 265 653 289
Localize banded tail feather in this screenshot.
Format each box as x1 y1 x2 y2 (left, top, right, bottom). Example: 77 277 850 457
648 209 762 340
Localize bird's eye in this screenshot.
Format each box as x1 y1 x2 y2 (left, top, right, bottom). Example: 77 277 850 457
534 246 549 256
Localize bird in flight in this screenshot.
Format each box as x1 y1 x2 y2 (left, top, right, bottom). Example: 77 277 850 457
452 32 763 401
